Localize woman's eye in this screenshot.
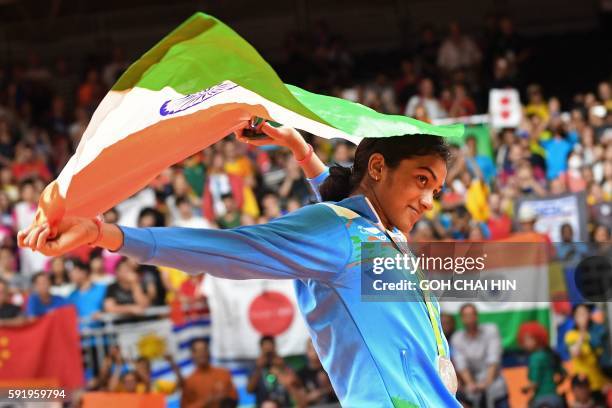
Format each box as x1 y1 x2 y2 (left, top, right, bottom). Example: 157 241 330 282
417 175 428 186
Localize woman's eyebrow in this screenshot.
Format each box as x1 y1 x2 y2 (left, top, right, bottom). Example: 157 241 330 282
416 166 437 182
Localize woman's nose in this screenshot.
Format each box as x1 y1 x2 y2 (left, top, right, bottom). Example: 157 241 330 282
419 193 434 212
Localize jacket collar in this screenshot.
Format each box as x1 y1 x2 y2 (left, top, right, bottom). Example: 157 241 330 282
334 195 407 243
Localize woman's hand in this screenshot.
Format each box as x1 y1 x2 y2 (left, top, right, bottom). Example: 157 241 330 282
17 216 98 257
236 120 326 179
235 122 310 160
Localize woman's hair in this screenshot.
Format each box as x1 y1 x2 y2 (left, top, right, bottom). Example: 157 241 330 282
319 135 451 202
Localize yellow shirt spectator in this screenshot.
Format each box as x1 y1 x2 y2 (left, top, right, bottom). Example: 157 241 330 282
565 329 607 391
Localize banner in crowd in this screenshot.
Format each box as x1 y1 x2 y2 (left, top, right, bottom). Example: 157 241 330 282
115 319 178 361
203 276 309 359
440 233 551 349
32 12 463 229
488 88 521 128
0 306 84 389
516 192 589 242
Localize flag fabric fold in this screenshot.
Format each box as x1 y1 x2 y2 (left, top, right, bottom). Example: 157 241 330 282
36 12 464 227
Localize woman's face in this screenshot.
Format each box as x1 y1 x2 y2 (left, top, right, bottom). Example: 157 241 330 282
594 226 610 243
574 305 590 330
374 154 446 234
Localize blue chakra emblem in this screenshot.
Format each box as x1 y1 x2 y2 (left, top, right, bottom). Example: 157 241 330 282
160 81 238 116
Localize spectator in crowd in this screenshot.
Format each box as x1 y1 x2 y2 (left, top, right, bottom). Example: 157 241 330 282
537 122 574 182
555 223 589 263
490 16 528 78
134 212 169 306
11 143 51 182
203 151 259 222
278 158 312 205
404 78 446 120
0 246 28 297
518 321 566 408
448 205 472 240
0 278 24 326
296 340 340 407
134 355 183 394
26 272 67 317
77 69 103 111
395 59 419 108
564 304 609 405
570 375 602 408
414 24 439 80
102 47 129 88
172 196 213 229
590 224 611 257
49 256 73 297
437 22 482 83
452 303 508 408
464 135 496 186
441 313 457 346
90 345 124 391
448 84 477 118
67 260 106 329
517 206 538 233
111 370 141 393
260 192 283 222
181 339 237 408
103 257 149 316
14 178 49 276
248 336 303 407
88 248 115 286
485 193 512 240
216 193 242 229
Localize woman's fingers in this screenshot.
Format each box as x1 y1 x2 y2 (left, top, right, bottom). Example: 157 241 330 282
25 226 44 248
35 226 51 252
17 226 34 248
260 121 281 140
236 134 273 146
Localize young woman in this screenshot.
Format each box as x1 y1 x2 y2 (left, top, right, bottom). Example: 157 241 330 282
518 321 566 408
19 123 459 407
564 304 609 405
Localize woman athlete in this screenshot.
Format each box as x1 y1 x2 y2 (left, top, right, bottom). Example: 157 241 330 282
19 123 460 407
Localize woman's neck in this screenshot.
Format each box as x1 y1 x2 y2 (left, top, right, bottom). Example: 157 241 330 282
351 185 392 231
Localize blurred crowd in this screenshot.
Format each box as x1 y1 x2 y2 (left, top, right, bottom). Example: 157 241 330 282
443 303 612 408
0 13 610 408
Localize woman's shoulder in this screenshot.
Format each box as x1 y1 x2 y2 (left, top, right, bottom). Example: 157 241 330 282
274 202 348 227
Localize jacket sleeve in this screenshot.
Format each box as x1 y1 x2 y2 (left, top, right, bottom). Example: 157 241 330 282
115 203 351 285
307 167 329 202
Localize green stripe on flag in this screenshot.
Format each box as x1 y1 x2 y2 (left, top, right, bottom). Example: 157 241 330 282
112 12 324 124
287 85 464 139
113 12 464 139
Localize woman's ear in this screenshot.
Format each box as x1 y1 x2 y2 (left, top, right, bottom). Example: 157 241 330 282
368 153 385 181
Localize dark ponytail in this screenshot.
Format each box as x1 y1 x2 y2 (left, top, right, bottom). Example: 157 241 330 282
318 165 355 202
319 134 451 202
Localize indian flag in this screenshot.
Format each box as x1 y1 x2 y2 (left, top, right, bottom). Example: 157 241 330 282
439 234 552 349
34 12 463 227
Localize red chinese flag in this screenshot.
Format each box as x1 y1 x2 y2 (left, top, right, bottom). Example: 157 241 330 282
0 306 84 389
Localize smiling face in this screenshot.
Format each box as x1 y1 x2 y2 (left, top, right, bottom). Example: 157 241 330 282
370 154 446 234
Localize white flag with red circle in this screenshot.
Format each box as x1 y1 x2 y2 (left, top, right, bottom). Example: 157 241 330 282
203 277 310 359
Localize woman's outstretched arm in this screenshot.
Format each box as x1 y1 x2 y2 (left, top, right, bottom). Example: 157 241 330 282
19 205 351 284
